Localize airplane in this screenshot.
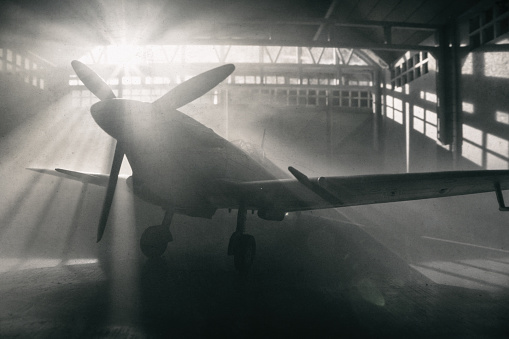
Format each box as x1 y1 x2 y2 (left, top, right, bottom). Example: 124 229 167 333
30 60 509 273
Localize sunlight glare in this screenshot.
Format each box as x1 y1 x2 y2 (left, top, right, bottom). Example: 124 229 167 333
107 45 143 65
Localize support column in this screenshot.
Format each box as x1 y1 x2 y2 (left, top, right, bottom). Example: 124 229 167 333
373 69 383 152
224 88 229 139
118 66 124 98
326 91 333 166
435 23 461 168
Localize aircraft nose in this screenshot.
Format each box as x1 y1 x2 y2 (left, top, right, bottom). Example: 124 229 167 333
90 100 107 122
89 99 148 140
90 100 121 138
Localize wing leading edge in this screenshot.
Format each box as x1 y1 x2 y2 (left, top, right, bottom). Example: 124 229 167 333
216 168 509 214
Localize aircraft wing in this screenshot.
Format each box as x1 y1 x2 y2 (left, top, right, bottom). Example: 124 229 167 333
27 168 110 186
216 167 509 214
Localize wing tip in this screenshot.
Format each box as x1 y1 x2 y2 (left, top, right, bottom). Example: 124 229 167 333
225 63 235 73
288 166 304 179
71 60 83 71
26 168 45 174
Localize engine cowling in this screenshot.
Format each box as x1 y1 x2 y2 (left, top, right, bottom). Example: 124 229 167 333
257 209 285 221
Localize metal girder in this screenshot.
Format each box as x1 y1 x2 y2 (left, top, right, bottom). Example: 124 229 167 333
226 84 376 91
174 39 439 53
313 0 338 41
175 18 440 52
201 19 440 30
468 44 509 52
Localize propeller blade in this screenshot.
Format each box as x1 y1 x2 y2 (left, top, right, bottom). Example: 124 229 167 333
97 143 124 242
71 60 116 101
153 64 235 110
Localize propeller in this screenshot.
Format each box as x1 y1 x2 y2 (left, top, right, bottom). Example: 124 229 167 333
153 64 235 110
71 60 116 101
96 143 124 242
71 60 122 242
72 61 235 242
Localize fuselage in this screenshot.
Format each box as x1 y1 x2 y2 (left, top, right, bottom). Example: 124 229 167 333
91 98 288 216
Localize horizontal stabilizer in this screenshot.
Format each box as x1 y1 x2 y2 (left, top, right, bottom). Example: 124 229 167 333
27 168 110 186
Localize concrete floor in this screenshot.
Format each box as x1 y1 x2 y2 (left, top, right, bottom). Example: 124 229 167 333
1 96 509 338
1 209 509 338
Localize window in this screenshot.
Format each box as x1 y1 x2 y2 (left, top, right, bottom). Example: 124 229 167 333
288 90 297 105
265 76 276 84
318 90 327 106
422 63 429 74
308 90 317 106
341 91 350 107
468 5 509 48
298 90 307 105
391 51 430 88
360 91 369 108
245 76 256 84
332 90 340 106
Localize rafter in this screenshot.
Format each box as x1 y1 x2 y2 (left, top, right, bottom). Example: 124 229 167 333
313 0 338 41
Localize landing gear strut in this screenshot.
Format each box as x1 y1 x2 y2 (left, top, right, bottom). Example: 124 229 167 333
140 208 173 258
228 203 256 273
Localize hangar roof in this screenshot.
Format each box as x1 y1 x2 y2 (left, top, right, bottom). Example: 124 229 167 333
0 0 490 66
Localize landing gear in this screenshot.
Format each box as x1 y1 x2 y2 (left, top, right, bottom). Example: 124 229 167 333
140 208 173 258
233 234 256 272
228 203 256 273
140 225 171 258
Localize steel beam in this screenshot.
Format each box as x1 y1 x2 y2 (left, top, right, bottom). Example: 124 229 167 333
199 19 440 31
177 39 439 52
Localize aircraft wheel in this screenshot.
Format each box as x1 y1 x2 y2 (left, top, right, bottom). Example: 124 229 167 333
140 225 171 258
234 234 256 273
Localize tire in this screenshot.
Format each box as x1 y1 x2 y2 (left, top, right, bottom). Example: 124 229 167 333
234 234 256 272
140 225 170 258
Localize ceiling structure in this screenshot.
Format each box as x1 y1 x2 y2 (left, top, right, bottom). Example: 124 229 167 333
0 0 493 67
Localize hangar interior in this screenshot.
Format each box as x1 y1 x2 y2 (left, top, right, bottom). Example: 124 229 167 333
1 0 509 337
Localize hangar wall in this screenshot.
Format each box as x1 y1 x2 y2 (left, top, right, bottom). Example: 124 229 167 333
382 6 509 174
0 47 61 137
455 3 509 171
382 51 455 174
460 48 509 170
